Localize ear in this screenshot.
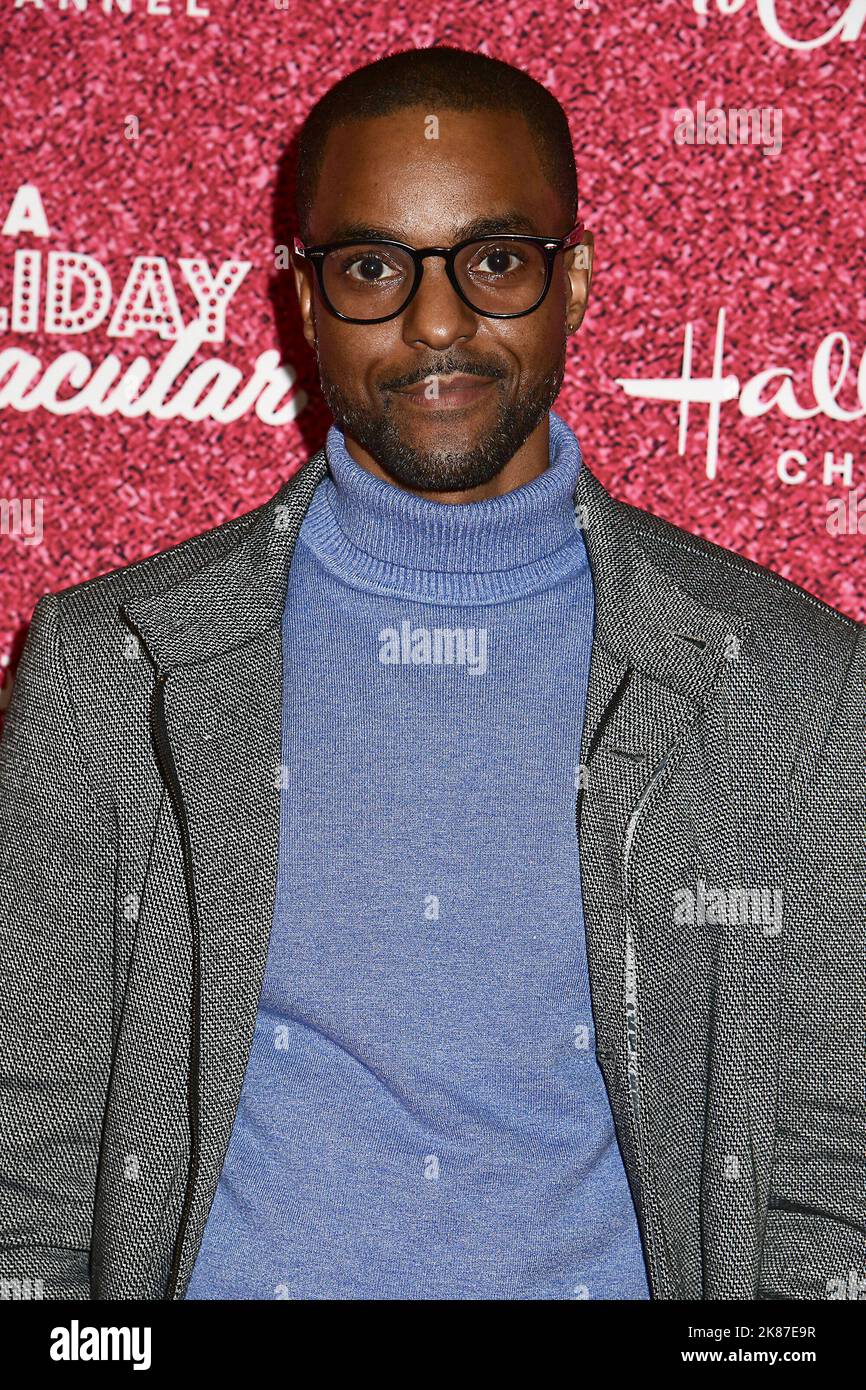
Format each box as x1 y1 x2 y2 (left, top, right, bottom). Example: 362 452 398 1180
565 230 594 335
291 254 318 350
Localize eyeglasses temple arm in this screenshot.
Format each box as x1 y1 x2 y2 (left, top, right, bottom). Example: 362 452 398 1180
561 220 585 249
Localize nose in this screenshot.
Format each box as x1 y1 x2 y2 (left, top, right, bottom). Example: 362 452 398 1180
400 253 478 351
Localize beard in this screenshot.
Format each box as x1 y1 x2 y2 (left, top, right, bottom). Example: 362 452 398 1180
316 352 567 493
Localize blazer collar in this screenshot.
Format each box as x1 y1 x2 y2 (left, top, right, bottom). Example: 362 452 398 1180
123 442 749 716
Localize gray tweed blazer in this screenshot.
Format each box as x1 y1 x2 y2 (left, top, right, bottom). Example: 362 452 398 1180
1 441 864 1301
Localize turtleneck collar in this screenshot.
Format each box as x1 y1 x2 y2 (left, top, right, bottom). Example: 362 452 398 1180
297 408 588 605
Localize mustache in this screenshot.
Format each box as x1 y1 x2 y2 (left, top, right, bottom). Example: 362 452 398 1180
381 360 506 391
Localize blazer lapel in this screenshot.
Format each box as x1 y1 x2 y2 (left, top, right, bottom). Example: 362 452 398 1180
121 446 328 1296
574 463 755 1295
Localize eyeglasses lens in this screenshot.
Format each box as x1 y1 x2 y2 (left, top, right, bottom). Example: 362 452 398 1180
321 239 549 320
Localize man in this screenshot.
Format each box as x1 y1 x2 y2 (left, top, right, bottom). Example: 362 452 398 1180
1 46 863 1302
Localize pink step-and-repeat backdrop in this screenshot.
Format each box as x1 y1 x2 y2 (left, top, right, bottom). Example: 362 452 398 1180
2 0 865 727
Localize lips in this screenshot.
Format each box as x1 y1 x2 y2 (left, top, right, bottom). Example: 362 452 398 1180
392 373 496 409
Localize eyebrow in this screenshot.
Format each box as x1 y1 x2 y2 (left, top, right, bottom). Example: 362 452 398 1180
319 210 546 244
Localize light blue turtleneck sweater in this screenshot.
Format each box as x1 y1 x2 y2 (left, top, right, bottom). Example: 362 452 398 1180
184 409 650 1300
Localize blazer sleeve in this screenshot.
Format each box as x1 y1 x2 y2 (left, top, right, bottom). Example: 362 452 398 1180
757 618 866 1300
0 592 115 1300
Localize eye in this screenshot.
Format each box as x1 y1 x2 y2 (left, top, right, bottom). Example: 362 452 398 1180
341 252 403 284
470 245 524 278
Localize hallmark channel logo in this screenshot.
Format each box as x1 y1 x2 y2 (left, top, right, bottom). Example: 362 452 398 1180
692 0 866 51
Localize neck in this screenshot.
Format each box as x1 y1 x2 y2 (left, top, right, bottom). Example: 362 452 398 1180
339 413 552 503
299 409 585 606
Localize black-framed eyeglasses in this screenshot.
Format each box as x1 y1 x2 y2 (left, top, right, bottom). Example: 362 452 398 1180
292 221 586 324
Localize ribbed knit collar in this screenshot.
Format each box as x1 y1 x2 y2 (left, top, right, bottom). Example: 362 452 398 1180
297 408 588 605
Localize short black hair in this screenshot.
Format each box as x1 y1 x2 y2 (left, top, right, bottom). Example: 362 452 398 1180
295 45 578 241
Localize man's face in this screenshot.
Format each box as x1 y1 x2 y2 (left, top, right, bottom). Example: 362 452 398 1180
293 104 592 493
